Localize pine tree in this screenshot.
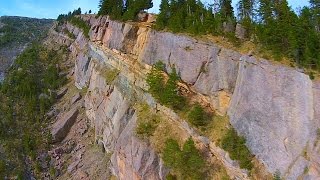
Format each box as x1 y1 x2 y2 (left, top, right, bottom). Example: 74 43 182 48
258 0 274 24
122 0 153 20
156 0 170 29
237 0 255 21
219 0 234 21
310 0 320 31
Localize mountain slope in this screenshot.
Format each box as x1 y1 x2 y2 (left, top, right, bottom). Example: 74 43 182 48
0 16 53 81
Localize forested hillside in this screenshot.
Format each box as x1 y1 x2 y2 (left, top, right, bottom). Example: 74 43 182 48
0 16 53 48
0 44 68 178
0 16 53 81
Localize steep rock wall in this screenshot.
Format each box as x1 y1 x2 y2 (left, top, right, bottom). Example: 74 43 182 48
81 15 320 179
64 22 166 179
61 15 320 179
228 56 315 175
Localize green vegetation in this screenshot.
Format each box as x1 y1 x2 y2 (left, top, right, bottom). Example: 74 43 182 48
69 17 90 38
155 0 320 71
57 8 82 23
98 0 153 21
0 44 66 178
146 61 186 110
56 8 90 38
102 68 120 84
221 128 253 170
63 28 76 39
136 104 160 138
273 170 281 180
155 0 234 35
163 138 206 180
146 61 253 172
187 103 211 127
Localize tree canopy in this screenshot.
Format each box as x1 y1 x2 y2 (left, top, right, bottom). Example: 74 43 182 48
98 0 153 20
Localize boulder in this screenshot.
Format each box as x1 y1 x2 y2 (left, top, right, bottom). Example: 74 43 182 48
137 11 148 22
39 93 50 99
147 14 157 23
46 108 60 119
235 23 247 40
56 87 68 99
70 92 82 105
223 21 235 33
51 108 79 142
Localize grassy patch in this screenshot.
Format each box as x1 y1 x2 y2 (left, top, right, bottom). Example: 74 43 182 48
101 68 120 84
203 115 230 144
136 104 161 138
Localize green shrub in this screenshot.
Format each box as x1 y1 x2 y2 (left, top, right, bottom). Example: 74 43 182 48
0 159 6 176
147 61 186 110
273 170 281 180
188 104 211 127
166 173 178 180
63 29 76 39
309 72 315 80
49 167 56 178
136 104 160 138
163 138 206 179
221 128 253 170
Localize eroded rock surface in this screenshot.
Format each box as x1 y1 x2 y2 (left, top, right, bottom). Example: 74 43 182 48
51 107 79 142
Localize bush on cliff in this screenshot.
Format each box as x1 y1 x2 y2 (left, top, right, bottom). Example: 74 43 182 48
136 104 160 138
163 138 206 179
147 61 186 110
187 103 211 127
221 128 253 170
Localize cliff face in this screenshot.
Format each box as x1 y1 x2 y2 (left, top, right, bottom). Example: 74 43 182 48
51 14 320 179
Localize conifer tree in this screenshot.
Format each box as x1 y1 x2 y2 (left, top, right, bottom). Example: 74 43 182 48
219 0 235 21
156 0 170 29
310 0 320 31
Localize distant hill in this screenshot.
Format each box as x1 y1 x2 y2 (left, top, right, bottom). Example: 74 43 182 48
0 16 54 81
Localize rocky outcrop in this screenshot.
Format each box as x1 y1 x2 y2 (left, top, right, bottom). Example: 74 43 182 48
51 108 79 142
57 14 320 179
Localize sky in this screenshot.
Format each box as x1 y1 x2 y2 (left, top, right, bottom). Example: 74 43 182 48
0 0 311 19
